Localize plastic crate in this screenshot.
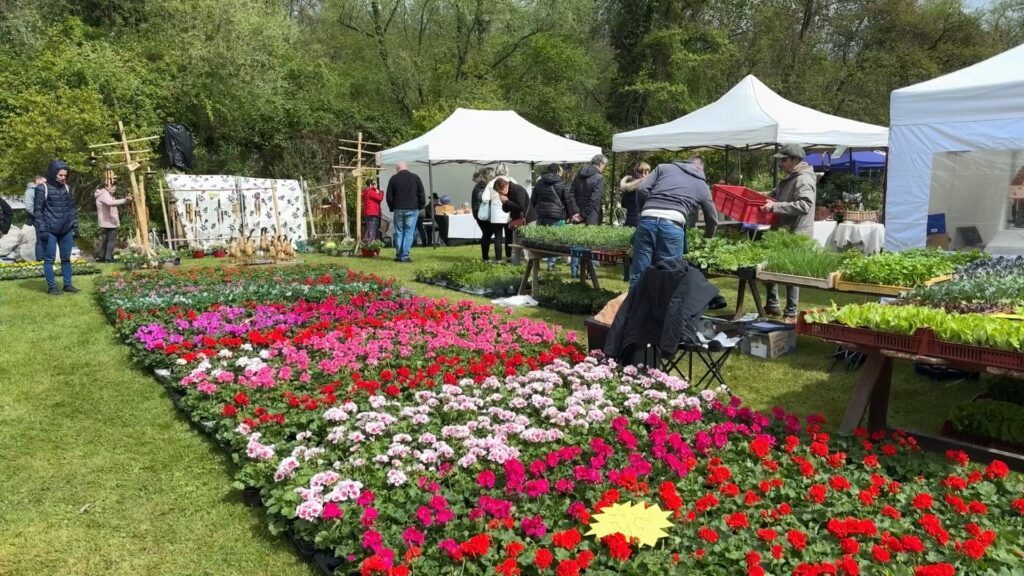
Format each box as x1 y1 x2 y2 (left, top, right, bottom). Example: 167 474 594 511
590 249 628 263
921 330 1024 372
585 316 610 352
711 185 778 226
795 311 928 355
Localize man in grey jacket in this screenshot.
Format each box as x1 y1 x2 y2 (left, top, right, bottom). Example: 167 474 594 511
628 156 718 288
23 175 45 260
760 143 817 322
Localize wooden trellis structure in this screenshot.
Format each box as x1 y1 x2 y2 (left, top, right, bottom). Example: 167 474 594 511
332 132 382 245
88 121 159 255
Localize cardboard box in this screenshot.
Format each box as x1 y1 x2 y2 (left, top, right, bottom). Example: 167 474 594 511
743 329 797 359
926 233 951 250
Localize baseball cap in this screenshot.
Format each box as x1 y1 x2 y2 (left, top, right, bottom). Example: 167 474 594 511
773 144 806 159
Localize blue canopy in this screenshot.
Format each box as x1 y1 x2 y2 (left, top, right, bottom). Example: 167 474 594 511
807 150 886 176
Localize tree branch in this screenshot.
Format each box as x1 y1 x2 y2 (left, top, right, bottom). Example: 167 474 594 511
484 26 548 73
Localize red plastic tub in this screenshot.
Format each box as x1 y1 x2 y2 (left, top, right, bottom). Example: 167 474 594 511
712 185 778 226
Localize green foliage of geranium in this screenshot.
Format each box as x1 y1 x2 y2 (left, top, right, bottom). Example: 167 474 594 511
535 278 619 314
518 225 634 251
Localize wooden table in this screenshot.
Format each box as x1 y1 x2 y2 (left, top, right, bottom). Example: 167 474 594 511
514 246 617 295
810 338 1024 470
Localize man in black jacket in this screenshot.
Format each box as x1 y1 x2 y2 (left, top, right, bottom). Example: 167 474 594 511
34 159 80 295
0 196 12 238
385 161 426 262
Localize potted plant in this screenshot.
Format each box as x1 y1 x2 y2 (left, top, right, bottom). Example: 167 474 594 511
210 243 228 258
155 247 179 268
117 248 148 271
191 245 207 259
177 247 191 262
359 239 384 257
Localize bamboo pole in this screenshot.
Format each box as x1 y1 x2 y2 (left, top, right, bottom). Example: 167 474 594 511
158 179 172 249
338 138 382 146
355 131 364 243
301 177 317 239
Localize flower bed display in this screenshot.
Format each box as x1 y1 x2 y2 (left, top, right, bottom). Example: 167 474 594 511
0 260 100 281
98 266 1024 575
414 261 523 297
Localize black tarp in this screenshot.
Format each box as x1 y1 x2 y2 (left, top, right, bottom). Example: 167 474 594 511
163 123 194 170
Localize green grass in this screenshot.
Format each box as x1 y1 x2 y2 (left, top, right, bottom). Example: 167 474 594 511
0 245 987 575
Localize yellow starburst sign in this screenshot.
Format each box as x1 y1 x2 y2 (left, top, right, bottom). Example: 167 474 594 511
585 501 673 547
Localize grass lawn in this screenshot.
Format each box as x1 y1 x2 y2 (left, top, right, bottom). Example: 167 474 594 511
0 245 987 575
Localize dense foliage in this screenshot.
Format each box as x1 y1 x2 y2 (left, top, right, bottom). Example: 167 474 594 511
2 0 1015 220
906 256 1024 313
99 264 1024 575
685 229 815 274
952 401 1024 446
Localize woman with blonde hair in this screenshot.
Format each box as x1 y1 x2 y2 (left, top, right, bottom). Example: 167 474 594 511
477 163 516 262
619 161 651 227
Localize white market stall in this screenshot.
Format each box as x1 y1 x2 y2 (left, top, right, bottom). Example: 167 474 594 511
613 75 889 152
379 108 603 240
886 43 1024 253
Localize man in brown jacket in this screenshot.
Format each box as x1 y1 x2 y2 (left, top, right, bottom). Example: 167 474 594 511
760 143 817 322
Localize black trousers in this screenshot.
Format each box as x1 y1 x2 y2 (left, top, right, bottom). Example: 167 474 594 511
98 227 118 262
480 223 505 261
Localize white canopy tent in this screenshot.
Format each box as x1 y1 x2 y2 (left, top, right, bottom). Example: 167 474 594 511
886 43 1024 253
613 75 889 152
378 108 603 240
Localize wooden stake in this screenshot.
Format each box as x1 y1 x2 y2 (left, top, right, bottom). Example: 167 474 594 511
89 135 160 148
301 177 317 239
339 171 351 238
355 131 364 243
270 181 283 236
117 120 150 254
158 179 172 249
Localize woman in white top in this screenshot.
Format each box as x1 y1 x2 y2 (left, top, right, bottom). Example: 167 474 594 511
477 163 516 262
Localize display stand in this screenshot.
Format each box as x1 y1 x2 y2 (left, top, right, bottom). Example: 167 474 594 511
796 314 1024 470
515 246 605 295
88 122 159 255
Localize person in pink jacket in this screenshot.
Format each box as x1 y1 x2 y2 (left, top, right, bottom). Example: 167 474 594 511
95 178 129 262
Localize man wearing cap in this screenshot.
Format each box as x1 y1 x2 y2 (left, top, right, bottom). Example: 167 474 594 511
760 143 817 322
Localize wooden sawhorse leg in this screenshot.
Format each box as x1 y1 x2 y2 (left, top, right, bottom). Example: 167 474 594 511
838 351 893 434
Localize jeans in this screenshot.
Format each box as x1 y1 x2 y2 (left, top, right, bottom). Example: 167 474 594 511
362 216 380 241
42 230 74 289
97 227 118 261
392 209 418 260
34 231 43 261
629 217 686 289
766 284 800 317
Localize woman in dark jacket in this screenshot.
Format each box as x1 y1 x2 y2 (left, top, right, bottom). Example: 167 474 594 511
531 163 578 223
34 159 79 295
496 177 536 264
472 168 494 261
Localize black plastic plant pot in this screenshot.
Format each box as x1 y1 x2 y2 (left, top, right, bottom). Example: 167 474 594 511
241 486 262 508
287 531 316 559
313 551 343 576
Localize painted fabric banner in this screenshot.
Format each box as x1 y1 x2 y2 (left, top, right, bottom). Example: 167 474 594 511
165 175 307 248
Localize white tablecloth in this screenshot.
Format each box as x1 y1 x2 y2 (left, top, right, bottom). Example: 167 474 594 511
833 222 885 254
812 221 837 248
447 213 482 240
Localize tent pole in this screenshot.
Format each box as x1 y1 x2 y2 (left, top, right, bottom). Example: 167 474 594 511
610 152 617 225
771 144 780 188
880 149 889 225
428 162 436 249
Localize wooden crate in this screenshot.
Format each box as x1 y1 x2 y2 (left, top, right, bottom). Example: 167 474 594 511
844 210 879 223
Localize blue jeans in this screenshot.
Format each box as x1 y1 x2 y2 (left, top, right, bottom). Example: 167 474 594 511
392 210 418 260
363 216 380 241
765 284 800 317
629 217 686 289
42 230 74 289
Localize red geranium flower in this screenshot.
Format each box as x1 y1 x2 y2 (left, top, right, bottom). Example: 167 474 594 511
985 460 1009 480
698 526 719 543
552 528 581 551
601 533 632 561
726 512 749 530
915 564 955 576
534 548 553 570
787 530 808 551
871 544 891 563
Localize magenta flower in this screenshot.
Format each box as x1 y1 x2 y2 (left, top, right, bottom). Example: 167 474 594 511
476 470 496 488
520 515 548 539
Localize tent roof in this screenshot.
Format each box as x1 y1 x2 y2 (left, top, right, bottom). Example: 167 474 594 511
380 108 603 165
612 75 889 152
891 43 1024 126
